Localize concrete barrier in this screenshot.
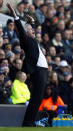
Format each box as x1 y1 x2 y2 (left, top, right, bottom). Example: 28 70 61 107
0 104 27 127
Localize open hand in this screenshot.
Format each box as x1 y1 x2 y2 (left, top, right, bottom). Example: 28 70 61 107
26 15 35 22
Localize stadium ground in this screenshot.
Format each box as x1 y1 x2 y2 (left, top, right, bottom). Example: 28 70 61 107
0 127 73 131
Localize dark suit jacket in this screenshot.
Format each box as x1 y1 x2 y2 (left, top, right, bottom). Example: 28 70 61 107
14 19 39 74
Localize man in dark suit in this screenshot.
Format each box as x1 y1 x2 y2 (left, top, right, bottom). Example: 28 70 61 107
7 3 48 126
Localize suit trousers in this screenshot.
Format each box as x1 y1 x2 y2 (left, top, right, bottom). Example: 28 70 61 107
22 67 48 126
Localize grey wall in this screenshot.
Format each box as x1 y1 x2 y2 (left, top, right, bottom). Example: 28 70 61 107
0 104 27 127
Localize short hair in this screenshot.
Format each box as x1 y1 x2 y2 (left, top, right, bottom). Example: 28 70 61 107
16 71 22 79
40 4 47 8
12 41 20 50
55 31 61 35
16 71 26 80
7 19 14 25
57 5 64 10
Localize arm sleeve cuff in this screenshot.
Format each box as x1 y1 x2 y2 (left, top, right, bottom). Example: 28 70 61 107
14 17 19 20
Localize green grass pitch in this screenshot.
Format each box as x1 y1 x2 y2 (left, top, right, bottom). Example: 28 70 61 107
0 127 73 131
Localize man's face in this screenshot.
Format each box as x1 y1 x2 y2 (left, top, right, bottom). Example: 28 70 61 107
55 33 62 42
61 0 67 7
18 4 25 13
58 21 65 30
43 34 49 42
48 64 52 72
49 3 54 10
49 47 56 56
29 5 35 13
7 22 15 31
3 38 9 44
26 25 35 38
24 3 29 10
47 10 54 18
55 0 62 8
20 72 27 82
52 72 58 82
55 57 60 66
15 59 23 70
41 6 48 16
0 50 5 59
46 56 52 63
0 0 3 8
0 74 4 83
59 6 64 13
46 87 52 96
36 33 42 43
64 30 70 40
36 26 42 34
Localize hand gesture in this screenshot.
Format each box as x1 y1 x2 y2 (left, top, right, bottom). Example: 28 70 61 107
26 15 35 23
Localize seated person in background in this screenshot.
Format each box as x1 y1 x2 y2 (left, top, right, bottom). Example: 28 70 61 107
10 71 30 105
9 58 23 82
39 83 65 112
0 70 11 104
39 83 65 126
52 31 63 47
3 78 12 104
15 1 25 20
3 19 18 43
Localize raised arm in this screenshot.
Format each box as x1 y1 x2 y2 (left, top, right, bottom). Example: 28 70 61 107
7 3 27 49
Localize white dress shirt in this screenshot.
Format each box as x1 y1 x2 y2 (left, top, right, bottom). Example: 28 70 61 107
37 44 48 68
